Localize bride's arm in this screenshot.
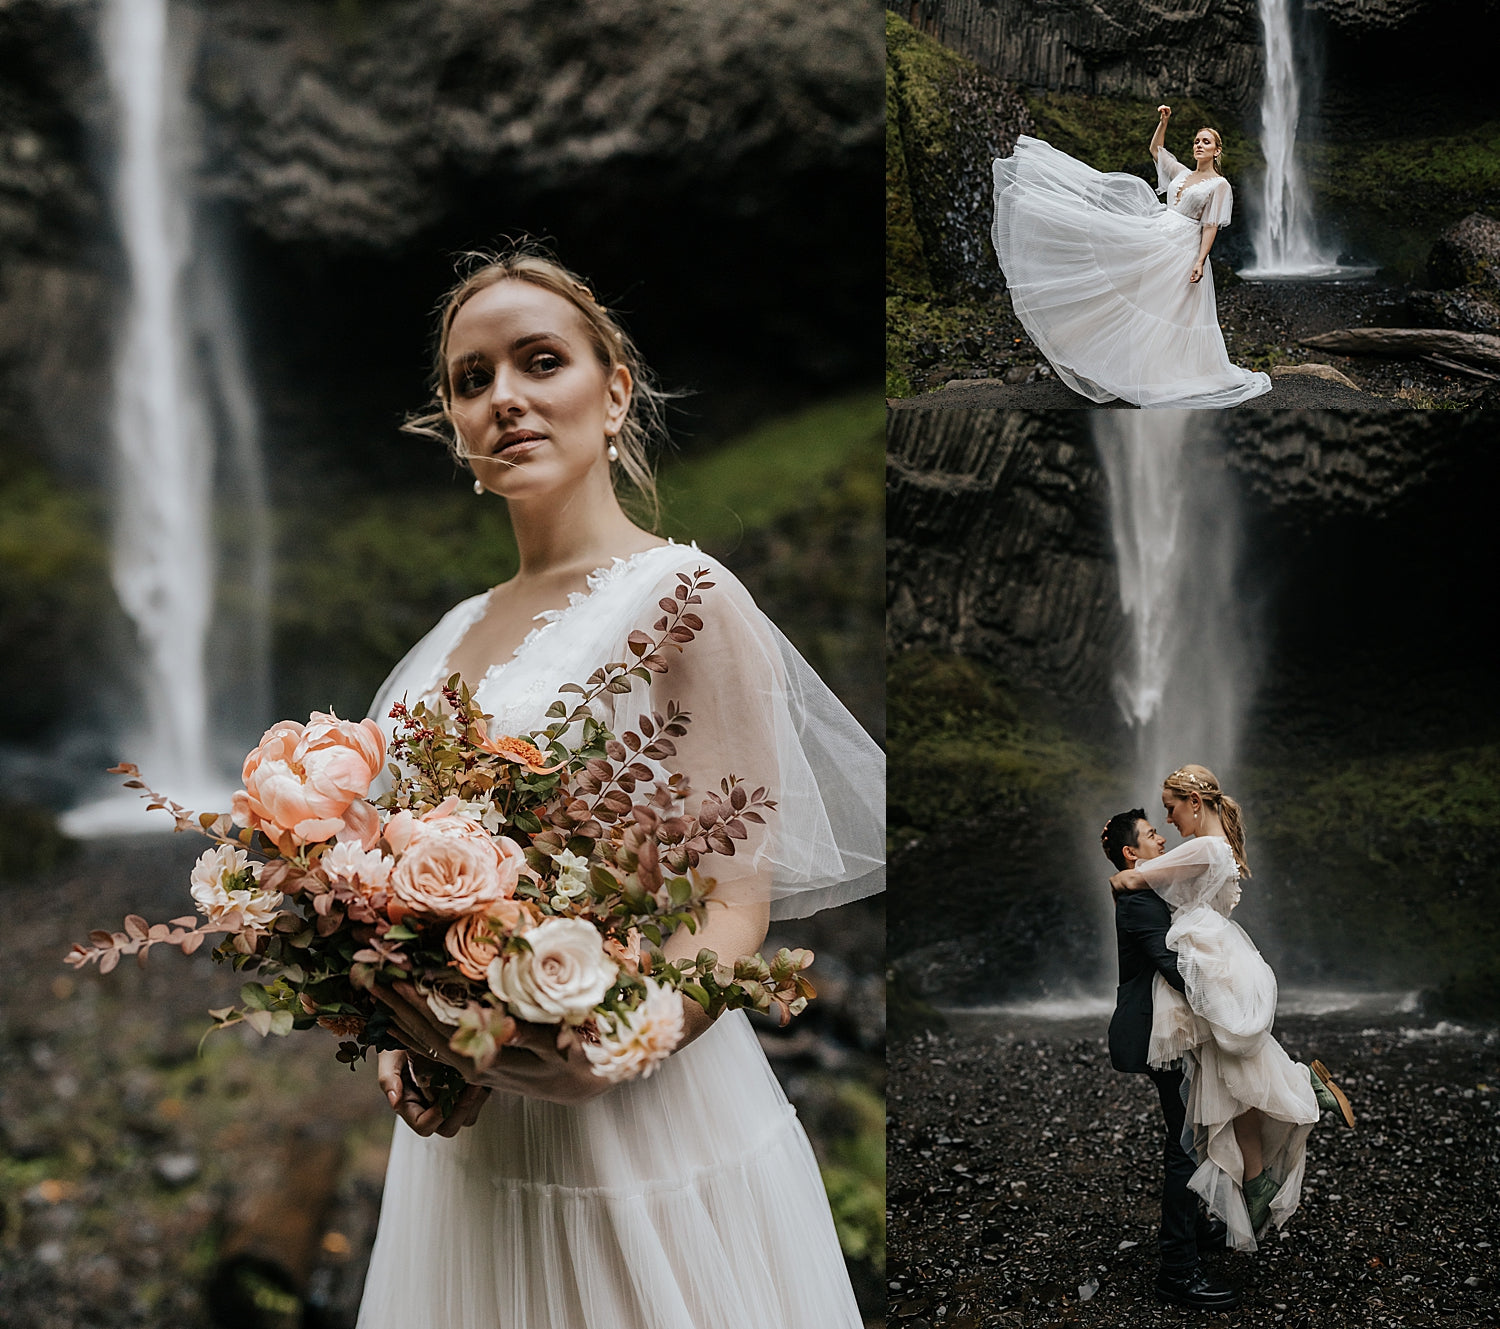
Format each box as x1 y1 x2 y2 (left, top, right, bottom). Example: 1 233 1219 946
1150 104 1171 161
1190 223 1219 284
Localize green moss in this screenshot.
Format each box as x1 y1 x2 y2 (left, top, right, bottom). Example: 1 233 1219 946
1023 90 1258 184
886 52 932 297
1307 125 1500 279
1243 746 1499 1016
887 650 1114 848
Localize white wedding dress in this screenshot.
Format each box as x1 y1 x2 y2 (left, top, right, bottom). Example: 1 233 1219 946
990 135 1273 408
1135 836 1319 1251
354 541 884 1328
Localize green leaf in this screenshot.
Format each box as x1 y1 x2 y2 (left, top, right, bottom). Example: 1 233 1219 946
240 982 272 1011
384 923 418 941
268 1009 296 1037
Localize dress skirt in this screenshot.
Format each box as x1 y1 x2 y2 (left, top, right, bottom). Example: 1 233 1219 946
355 1011 862 1328
991 137 1272 408
1149 905 1319 1250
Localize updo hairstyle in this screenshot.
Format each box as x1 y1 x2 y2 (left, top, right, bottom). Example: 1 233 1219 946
1163 763 1249 878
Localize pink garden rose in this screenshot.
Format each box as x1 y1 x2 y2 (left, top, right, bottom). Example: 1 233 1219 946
233 712 386 855
385 810 524 919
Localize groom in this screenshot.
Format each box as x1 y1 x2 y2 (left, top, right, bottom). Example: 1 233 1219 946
1102 809 1240 1311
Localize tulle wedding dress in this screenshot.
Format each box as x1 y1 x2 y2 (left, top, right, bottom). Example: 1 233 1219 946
991 135 1273 408
1134 836 1319 1251
355 541 884 1328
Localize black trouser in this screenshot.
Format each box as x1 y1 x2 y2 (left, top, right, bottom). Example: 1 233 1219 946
1148 1065 1199 1273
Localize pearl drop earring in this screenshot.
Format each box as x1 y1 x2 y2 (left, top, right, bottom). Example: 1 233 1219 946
473 478 483 495
607 437 619 462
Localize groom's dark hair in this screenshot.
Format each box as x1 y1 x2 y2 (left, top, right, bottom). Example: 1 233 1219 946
1101 808 1149 872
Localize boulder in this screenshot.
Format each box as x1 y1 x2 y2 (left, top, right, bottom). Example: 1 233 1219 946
1407 287 1500 335
1427 212 1500 302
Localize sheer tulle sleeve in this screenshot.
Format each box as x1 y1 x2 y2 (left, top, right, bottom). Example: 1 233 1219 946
1134 837 1239 914
1154 146 1187 196
602 558 885 920
1200 177 1233 228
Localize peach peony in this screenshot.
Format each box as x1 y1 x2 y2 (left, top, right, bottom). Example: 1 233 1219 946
233 712 386 854
583 978 685 1083
386 812 524 919
487 918 617 1025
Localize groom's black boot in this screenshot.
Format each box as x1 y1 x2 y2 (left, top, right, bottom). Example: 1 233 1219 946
1155 1263 1242 1310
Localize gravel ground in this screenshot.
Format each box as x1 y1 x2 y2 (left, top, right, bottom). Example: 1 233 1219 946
888 1009 1499 1329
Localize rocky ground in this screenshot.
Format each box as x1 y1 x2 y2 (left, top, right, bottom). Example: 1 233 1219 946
0 836 884 1328
889 278 1494 409
888 1008 1499 1328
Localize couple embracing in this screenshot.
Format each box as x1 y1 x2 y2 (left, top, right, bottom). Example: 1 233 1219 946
1102 765 1356 1310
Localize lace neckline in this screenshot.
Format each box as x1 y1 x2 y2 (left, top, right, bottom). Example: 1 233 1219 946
434 540 689 696
1174 171 1220 205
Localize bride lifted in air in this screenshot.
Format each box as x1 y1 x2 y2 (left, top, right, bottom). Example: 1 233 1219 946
991 106 1273 408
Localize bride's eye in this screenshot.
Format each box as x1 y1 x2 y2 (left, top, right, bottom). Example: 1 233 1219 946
529 351 564 374
454 362 492 396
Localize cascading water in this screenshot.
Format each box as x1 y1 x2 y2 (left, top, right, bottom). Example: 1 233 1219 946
63 0 268 834
1241 0 1369 279
1095 414 1252 822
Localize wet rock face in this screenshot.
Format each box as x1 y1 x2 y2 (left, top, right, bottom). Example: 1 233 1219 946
1427 212 1500 303
887 410 1118 700
892 0 1264 115
887 411 1498 701
195 0 882 248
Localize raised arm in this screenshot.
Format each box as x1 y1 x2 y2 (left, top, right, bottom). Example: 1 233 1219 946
1150 104 1171 162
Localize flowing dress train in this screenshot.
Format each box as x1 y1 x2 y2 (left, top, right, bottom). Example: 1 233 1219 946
990 135 1272 408
1135 837 1318 1251
354 542 885 1327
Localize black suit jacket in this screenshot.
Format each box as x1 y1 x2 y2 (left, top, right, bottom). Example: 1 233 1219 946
1108 888 1187 1074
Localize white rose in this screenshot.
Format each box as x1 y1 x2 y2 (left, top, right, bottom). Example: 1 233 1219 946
583 978 686 1083
487 918 617 1026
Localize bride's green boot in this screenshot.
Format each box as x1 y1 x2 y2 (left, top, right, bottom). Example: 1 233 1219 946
1309 1060 1355 1127
1243 1169 1280 1234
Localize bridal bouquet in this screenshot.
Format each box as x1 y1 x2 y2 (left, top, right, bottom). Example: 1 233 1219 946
67 568 814 1103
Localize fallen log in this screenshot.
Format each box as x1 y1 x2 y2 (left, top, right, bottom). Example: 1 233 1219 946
1301 327 1500 376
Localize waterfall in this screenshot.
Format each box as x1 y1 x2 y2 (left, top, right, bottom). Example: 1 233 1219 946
1242 0 1375 278
64 0 268 834
1095 415 1252 806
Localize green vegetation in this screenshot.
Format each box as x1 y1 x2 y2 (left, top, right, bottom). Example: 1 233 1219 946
274 392 882 721
1245 746 1500 1017
819 1080 886 1272
1308 124 1500 279
1024 90 1254 184
886 650 1116 850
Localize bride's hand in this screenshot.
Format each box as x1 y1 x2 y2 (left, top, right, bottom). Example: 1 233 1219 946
1189 260 1204 284
1110 868 1151 896
475 1020 617 1106
375 979 614 1109
1157 104 1172 120
377 1048 491 1137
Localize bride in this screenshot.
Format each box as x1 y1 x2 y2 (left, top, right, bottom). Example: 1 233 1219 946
351 249 884 1327
991 107 1273 408
1110 765 1353 1250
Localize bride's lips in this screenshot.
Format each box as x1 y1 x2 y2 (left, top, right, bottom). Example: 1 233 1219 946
493 430 546 459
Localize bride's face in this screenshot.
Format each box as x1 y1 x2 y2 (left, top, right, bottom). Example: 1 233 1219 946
1192 129 1217 165
445 280 631 500
1162 791 1197 837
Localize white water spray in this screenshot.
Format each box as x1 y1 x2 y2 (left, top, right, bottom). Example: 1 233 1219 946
1242 0 1366 279
64 0 268 834
1095 415 1251 799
